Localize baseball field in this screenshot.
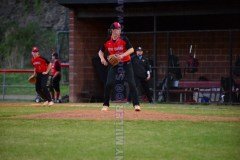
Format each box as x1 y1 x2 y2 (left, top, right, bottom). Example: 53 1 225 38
0 102 239 160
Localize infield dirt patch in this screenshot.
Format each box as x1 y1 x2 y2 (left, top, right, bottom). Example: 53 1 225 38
2 102 239 122
18 109 240 122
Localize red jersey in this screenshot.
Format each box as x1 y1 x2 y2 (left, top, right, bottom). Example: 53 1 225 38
51 59 61 76
31 56 49 73
101 36 133 62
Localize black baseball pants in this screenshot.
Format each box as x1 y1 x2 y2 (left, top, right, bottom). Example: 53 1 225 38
135 77 153 103
35 73 52 102
103 62 139 106
49 75 61 92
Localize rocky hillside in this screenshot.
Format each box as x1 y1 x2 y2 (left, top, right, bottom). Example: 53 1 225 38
0 0 68 31
0 0 69 68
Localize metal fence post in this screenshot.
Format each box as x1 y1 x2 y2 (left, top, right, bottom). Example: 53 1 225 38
2 72 6 100
153 16 157 102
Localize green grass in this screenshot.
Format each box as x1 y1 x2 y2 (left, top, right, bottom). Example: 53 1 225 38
0 105 78 118
144 104 240 117
127 121 240 160
0 119 115 160
0 103 240 160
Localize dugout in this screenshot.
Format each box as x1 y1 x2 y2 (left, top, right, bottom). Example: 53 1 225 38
57 0 240 103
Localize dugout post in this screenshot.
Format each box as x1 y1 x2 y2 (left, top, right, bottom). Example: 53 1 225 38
228 30 233 104
153 16 157 102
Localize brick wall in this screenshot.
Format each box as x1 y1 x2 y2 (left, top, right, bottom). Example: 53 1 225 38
69 11 107 102
69 12 240 102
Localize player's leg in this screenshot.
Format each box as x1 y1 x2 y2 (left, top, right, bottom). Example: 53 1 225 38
102 67 115 110
127 76 139 103
48 76 55 101
41 74 53 105
124 63 140 111
35 74 47 101
53 75 61 103
141 80 153 103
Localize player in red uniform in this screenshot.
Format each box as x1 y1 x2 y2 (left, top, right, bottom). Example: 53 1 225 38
31 47 54 106
98 22 141 111
49 52 61 103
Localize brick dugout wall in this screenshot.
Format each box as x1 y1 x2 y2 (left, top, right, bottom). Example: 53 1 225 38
69 11 107 102
68 11 239 102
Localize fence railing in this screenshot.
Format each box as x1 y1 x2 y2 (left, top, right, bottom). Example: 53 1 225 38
0 63 69 101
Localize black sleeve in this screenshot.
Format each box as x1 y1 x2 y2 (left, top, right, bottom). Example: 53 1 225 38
99 37 110 53
145 58 150 71
41 56 50 64
131 54 136 59
122 36 133 50
99 44 105 52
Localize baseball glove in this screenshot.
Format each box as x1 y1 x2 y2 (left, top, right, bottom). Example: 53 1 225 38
28 75 36 84
107 54 119 66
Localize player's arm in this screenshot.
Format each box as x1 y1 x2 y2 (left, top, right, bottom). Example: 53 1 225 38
145 59 151 80
53 70 60 79
54 71 60 78
117 36 134 59
42 63 52 75
98 45 108 66
33 68 37 77
42 57 52 75
121 47 134 58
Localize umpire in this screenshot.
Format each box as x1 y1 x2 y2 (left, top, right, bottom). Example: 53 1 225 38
130 46 153 103
98 22 140 111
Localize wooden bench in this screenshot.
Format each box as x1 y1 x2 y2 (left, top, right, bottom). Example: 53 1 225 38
168 80 240 103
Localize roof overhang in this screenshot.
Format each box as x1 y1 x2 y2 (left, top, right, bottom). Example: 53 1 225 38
57 0 240 19
57 0 197 5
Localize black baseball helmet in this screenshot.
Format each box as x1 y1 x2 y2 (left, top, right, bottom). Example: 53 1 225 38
52 52 59 59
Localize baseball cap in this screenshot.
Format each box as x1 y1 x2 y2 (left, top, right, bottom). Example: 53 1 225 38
110 22 122 29
136 47 143 51
32 46 39 53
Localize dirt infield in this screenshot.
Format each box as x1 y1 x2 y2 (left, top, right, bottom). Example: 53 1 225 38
18 109 240 122
1 102 239 122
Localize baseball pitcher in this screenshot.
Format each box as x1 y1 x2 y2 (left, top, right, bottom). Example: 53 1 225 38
98 22 141 111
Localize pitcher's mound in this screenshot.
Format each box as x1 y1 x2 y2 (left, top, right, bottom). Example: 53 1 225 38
18 109 240 122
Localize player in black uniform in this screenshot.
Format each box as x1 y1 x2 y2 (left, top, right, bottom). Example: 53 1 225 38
129 46 153 103
98 22 140 111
